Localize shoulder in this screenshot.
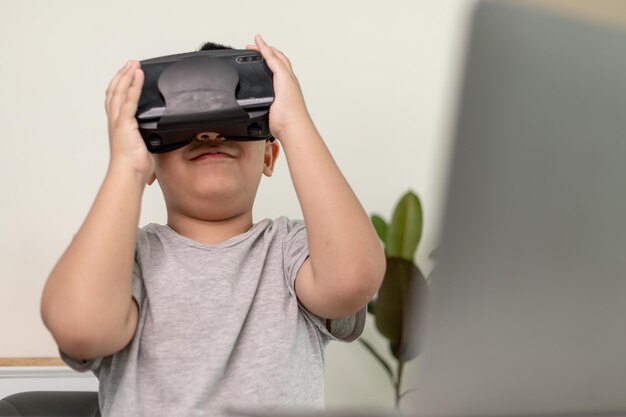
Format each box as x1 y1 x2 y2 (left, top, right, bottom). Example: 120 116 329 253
133 224 176 260
256 217 307 249
248 216 305 238
135 223 165 247
137 223 163 237
263 216 306 235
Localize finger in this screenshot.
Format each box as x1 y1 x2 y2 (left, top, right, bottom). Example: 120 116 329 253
255 33 269 49
254 34 292 72
109 61 139 121
253 34 288 74
105 61 132 115
273 49 293 73
106 61 134 118
254 33 275 57
119 67 145 120
245 43 259 51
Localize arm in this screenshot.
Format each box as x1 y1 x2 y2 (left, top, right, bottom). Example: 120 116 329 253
40 61 154 359
250 35 386 319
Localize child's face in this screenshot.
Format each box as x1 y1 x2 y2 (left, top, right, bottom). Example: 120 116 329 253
153 133 279 221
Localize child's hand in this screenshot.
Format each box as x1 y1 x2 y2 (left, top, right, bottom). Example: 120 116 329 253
246 34 313 141
105 60 155 183
248 36 385 321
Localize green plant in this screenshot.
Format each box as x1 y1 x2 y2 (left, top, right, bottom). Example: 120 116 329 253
362 190 429 408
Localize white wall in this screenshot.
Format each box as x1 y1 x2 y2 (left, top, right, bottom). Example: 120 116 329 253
0 0 474 409
0 367 98 400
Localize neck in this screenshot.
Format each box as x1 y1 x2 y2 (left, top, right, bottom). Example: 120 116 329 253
166 210 254 244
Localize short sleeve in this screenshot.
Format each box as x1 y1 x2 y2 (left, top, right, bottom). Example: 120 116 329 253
282 218 366 342
59 350 102 372
131 249 145 310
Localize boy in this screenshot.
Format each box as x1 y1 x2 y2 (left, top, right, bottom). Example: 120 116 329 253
41 34 385 417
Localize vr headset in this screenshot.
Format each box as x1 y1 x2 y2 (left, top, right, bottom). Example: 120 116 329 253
136 49 274 153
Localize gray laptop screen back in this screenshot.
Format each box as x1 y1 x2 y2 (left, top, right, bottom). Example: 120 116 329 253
414 2 626 417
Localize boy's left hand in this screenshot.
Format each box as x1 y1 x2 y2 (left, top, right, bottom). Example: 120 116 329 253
249 35 386 320
246 34 313 141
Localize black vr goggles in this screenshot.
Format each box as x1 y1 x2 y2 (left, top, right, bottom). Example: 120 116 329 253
136 49 274 153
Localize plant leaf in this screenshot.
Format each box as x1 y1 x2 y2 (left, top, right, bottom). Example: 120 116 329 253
400 388 418 399
374 257 429 362
390 343 401 359
371 214 388 252
386 191 422 262
367 300 376 315
358 338 395 386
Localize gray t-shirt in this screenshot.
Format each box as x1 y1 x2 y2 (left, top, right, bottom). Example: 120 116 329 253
62 216 365 417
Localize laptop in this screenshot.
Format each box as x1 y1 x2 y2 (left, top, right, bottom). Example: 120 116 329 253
231 1 626 417
412 1 626 417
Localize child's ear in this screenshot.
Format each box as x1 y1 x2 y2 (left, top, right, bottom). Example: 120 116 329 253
263 140 280 177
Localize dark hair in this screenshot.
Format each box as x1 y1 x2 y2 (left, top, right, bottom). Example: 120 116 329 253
199 41 233 51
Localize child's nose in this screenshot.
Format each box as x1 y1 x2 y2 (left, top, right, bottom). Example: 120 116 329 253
195 132 225 142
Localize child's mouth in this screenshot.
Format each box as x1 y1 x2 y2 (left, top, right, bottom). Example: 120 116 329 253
192 150 234 161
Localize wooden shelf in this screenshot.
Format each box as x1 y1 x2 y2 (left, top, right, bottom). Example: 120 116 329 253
0 358 64 366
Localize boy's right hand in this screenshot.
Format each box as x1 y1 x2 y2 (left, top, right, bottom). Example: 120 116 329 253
105 60 155 184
